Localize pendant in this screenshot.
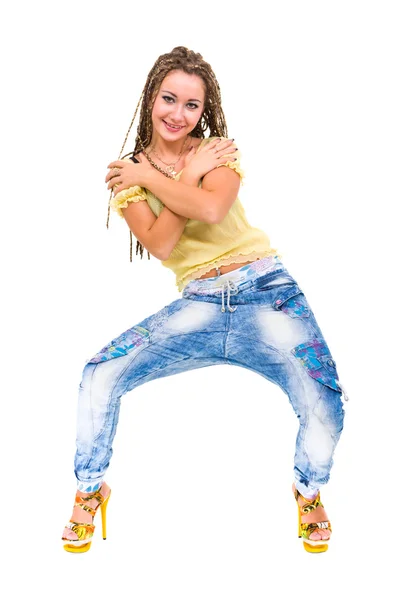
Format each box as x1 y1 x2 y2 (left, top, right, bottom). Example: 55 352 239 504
166 165 176 176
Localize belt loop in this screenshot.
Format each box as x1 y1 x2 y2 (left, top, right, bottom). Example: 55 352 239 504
216 266 221 277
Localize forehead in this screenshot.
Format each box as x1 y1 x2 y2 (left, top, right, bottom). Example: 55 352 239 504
160 70 205 100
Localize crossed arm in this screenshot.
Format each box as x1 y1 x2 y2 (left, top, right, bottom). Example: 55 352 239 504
107 139 241 260
119 170 201 261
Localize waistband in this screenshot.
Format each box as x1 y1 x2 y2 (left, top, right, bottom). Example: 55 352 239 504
182 255 284 312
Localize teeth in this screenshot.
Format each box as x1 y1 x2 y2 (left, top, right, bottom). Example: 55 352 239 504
165 121 182 129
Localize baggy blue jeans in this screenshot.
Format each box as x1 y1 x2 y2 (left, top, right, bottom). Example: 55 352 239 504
74 256 347 498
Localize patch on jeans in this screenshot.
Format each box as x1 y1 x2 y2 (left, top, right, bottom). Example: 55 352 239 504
280 296 310 318
273 286 311 318
88 325 150 363
291 337 341 392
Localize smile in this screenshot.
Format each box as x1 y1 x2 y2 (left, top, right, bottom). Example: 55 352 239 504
162 120 184 131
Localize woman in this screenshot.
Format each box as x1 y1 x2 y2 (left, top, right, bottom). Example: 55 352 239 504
62 46 348 554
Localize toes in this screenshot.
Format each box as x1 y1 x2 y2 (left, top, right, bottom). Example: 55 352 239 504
62 528 78 541
309 528 331 541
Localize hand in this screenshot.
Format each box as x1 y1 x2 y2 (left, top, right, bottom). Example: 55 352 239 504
105 153 153 195
183 138 238 179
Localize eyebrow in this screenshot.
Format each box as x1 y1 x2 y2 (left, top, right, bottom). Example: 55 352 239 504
161 90 203 103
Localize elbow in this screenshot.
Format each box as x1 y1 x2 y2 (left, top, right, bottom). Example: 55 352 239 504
157 249 171 261
204 205 221 225
150 246 169 261
138 242 168 261
154 244 173 261
207 209 223 225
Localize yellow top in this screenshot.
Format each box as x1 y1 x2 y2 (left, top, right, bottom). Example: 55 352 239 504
110 137 281 291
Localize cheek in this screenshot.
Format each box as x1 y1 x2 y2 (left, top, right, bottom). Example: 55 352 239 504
187 110 202 125
152 99 165 118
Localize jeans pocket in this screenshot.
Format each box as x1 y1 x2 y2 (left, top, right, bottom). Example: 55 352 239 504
291 337 341 392
252 270 296 291
272 284 311 319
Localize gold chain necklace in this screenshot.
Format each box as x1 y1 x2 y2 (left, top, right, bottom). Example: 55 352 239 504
149 135 191 176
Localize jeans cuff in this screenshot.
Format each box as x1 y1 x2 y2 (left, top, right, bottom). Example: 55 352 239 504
294 480 320 499
76 479 103 493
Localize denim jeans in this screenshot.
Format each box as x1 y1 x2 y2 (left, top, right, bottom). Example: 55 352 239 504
75 256 347 498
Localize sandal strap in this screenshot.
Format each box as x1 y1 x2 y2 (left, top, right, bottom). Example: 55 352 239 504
63 521 96 541
294 489 324 514
74 490 105 516
300 520 332 538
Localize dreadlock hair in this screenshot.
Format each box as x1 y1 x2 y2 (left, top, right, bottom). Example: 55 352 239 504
106 46 229 262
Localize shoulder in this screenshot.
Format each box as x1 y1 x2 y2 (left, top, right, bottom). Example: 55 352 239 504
191 136 235 152
131 152 143 163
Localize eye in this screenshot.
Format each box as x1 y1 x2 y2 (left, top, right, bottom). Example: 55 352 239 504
187 103 199 110
162 95 174 103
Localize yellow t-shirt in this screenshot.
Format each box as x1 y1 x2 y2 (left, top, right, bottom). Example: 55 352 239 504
110 137 281 291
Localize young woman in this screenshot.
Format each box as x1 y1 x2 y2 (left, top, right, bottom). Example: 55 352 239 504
62 46 348 554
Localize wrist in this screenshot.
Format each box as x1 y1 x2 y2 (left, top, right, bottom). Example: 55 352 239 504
180 168 201 186
141 169 154 189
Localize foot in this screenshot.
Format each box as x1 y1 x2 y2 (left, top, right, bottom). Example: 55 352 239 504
292 483 331 542
62 482 111 541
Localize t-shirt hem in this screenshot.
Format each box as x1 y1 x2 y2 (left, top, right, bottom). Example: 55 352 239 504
176 249 282 291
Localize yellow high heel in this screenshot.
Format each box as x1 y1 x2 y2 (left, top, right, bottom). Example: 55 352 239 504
62 487 111 553
294 488 331 553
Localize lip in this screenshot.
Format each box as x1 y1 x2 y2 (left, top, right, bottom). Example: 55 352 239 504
162 120 185 132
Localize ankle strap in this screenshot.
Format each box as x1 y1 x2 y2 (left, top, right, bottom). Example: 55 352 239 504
74 490 105 515
294 489 324 514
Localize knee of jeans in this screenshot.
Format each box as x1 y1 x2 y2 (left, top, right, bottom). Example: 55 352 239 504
317 387 345 434
79 362 96 391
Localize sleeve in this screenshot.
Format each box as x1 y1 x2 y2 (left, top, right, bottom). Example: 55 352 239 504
109 185 147 218
108 158 147 218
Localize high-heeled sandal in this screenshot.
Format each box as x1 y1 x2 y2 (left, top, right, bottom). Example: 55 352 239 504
294 488 331 553
62 488 111 553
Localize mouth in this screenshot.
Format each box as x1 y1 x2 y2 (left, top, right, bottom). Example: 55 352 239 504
162 120 185 132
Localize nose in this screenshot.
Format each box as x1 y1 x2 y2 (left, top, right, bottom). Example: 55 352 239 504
168 104 185 123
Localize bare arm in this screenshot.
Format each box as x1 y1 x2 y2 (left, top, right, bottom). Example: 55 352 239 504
142 166 239 224
107 138 240 224
121 171 201 261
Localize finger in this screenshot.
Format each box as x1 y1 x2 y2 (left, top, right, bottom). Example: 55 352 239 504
208 138 221 150
107 160 126 169
216 155 237 166
105 166 123 183
218 147 238 159
107 178 122 190
216 138 235 149
216 148 238 159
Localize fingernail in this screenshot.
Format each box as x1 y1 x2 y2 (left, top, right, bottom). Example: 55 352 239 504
233 157 237 161
234 147 238 151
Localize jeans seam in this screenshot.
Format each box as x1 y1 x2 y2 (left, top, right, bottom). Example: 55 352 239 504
113 330 226 395
120 355 231 391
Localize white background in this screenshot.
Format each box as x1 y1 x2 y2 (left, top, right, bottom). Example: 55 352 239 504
1 1 399 598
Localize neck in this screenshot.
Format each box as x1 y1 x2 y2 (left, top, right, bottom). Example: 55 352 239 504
149 133 189 157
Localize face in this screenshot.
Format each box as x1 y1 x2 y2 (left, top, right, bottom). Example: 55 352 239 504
151 69 206 143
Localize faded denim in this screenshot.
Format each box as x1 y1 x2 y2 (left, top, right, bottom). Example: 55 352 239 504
74 256 347 498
